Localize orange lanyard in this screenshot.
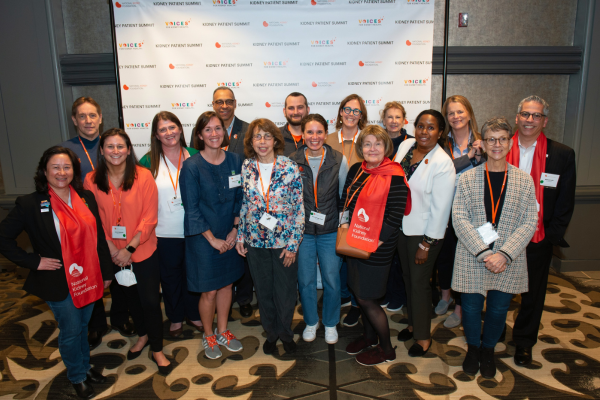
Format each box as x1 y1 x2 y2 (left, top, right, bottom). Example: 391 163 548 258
288 125 304 149
485 163 508 227
78 137 95 170
391 135 407 161
109 183 123 225
342 132 358 166
304 148 325 211
344 170 371 210
162 148 182 199
257 157 277 213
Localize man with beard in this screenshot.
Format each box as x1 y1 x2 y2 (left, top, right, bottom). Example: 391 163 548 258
212 86 249 159
280 92 310 156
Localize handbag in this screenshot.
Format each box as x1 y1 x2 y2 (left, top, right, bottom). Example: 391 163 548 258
115 265 137 287
336 226 371 259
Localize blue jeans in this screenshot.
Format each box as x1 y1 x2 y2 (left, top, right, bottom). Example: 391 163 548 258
339 260 357 307
46 294 94 384
462 290 513 348
298 232 342 327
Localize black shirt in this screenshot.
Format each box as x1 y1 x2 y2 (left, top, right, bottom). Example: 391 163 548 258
484 170 508 249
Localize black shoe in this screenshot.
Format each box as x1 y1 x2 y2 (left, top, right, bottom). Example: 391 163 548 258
397 328 413 342
88 331 102 351
127 342 149 360
228 309 235 322
151 353 173 376
72 380 95 399
408 341 430 357
341 296 352 307
86 368 107 384
113 321 136 337
263 339 278 354
480 346 496 378
514 345 532 366
462 344 480 376
239 303 253 318
282 339 297 354
343 306 361 327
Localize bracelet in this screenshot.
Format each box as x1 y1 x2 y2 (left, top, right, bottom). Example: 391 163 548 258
418 243 430 251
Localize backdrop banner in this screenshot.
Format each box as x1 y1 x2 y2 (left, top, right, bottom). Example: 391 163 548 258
112 0 435 156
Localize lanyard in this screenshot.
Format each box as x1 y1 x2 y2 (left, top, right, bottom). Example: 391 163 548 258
109 182 123 225
162 148 182 199
256 157 277 213
485 162 508 227
391 134 407 161
344 170 371 210
342 132 358 166
304 148 325 211
78 137 95 171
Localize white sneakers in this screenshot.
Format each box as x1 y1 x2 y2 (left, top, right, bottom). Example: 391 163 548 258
302 322 338 344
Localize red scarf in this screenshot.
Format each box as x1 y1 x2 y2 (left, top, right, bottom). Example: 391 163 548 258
506 131 546 243
346 158 411 252
49 186 104 308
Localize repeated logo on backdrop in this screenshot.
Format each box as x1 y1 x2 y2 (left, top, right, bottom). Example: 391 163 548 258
113 0 434 154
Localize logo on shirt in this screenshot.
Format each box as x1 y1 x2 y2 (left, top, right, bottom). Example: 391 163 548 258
357 208 369 222
69 263 84 278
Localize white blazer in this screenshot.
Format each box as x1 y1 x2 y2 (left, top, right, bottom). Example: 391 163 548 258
394 138 456 239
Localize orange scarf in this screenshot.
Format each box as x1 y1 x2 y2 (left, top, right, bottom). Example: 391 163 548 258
346 158 411 252
506 131 546 243
49 186 104 308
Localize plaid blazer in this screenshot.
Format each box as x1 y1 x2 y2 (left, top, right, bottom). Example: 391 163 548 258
451 163 538 295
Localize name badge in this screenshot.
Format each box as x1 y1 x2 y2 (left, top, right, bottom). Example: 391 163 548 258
167 198 184 213
228 174 241 188
477 222 499 245
309 211 326 225
112 226 127 240
540 173 559 188
340 210 350 225
41 208 50 213
259 213 278 230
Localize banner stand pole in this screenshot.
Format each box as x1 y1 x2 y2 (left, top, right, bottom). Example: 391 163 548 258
108 0 124 129
441 0 451 108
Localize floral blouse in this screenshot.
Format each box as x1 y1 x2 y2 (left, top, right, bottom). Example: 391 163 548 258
236 156 305 252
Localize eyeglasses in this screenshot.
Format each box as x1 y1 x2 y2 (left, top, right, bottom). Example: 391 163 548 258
485 137 510 146
343 107 362 116
518 111 546 121
253 133 274 141
213 99 235 106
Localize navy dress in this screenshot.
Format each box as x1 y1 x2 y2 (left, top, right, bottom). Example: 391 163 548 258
180 151 244 292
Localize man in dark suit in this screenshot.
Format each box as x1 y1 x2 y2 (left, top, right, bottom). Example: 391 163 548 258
510 95 576 366
212 87 249 159
212 86 253 317
280 92 310 156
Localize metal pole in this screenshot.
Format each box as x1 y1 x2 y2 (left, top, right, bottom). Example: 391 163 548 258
108 0 124 129
441 0 451 107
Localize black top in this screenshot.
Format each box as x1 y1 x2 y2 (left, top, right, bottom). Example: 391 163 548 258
484 170 508 249
390 129 411 159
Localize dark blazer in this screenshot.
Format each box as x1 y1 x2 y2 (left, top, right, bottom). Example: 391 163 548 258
539 138 576 247
226 117 249 159
280 124 303 156
0 190 113 301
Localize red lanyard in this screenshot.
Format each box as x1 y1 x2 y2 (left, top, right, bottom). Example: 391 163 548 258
485 163 508 226
109 182 123 225
344 170 371 210
78 137 95 170
305 148 325 211
256 157 277 213
342 132 358 166
162 148 182 199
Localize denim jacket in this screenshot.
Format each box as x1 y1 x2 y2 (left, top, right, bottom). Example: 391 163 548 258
237 156 305 252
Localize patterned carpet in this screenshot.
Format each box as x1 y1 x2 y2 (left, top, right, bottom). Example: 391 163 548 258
0 269 599 399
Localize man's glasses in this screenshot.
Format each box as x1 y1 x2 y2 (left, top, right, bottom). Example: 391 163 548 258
343 107 362 116
518 111 546 121
213 99 235 106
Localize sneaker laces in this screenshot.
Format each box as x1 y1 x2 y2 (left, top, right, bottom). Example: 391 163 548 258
220 330 236 346
205 334 219 349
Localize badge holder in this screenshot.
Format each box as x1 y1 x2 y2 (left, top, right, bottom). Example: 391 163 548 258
115 265 137 287
477 222 499 245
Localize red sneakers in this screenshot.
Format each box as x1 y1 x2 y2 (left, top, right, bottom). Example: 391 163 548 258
355 345 396 366
346 335 378 355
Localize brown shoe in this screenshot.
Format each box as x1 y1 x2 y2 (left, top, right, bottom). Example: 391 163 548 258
186 318 205 333
346 334 378 355
356 345 396 366
169 325 183 338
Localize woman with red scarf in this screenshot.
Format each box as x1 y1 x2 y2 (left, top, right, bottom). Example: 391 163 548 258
340 125 409 366
0 147 113 399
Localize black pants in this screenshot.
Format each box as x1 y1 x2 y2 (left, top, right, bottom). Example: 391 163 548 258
88 277 130 333
233 259 254 306
246 246 298 342
513 239 553 348
434 222 461 306
111 251 164 352
157 237 200 323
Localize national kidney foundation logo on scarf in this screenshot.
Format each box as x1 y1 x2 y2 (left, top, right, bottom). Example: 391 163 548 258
69 263 83 278
357 208 369 222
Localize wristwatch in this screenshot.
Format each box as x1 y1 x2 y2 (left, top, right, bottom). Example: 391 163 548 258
126 245 137 254
233 223 239 230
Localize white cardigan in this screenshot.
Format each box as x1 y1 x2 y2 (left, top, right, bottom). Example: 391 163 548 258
394 138 456 239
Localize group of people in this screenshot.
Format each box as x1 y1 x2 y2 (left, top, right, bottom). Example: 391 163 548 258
0 88 576 398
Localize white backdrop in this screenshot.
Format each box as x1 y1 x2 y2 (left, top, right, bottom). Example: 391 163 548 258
112 0 435 157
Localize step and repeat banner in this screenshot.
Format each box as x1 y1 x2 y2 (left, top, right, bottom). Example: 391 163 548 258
112 0 435 156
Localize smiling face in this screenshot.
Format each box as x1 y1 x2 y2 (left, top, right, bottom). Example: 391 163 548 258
284 96 309 127
45 154 74 192
71 102 102 140
101 135 130 167
362 134 385 166
414 114 441 152
252 128 275 160
212 89 236 123
198 117 225 150
446 102 470 132
482 130 512 162
383 107 405 135
340 99 362 130
302 121 327 153
156 119 182 149
515 101 548 141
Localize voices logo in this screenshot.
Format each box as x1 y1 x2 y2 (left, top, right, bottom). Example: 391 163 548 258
363 98 383 106
118 41 144 49
310 38 336 47
125 122 151 129
171 101 197 109
165 19 191 28
407 0 430 3
358 17 384 26
263 60 288 68
403 78 429 86
217 81 242 87
213 0 237 5
327 118 337 126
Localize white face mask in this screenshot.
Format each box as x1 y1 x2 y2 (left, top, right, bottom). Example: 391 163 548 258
114 265 137 287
